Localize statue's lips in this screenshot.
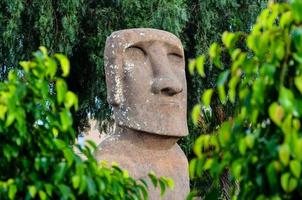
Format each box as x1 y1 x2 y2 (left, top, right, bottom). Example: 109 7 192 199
156 101 180 107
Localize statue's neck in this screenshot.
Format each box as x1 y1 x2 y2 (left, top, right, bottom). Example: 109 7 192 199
114 125 179 150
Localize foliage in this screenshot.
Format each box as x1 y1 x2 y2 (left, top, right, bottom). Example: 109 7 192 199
0 47 172 199
189 1 302 199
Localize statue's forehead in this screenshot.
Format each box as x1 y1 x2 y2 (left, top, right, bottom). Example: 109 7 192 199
106 28 183 52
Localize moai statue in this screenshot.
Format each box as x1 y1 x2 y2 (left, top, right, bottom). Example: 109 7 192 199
95 28 189 200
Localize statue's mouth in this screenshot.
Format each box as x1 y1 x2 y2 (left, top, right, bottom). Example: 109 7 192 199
157 101 180 107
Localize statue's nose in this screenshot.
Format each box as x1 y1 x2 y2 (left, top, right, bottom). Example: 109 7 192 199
148 42 183 96
151 77 183 96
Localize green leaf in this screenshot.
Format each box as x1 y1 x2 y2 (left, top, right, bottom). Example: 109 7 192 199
8 184 17 200
222 32 235 48
28 186 37 198
148 172 158 188
193 136 203 158
202 89 213 106
269 102 284 126
291 0 302 23
294 138 302 161
228 76 239 103
163 177 174 189
203 158 213 170
188 59 196 75
239 138 247 155
39 190 47 200
294 76 302 94
63 148 74 166
44 184 53 196
191 105 201 126
291 28 302 52
159 179 166 197
279 144 290 166
231 48 241 61
231 160 242 179
218 122 231 147
245 134 255 149
55 54 70 77
290 160 301 178
56 79 67 104
217 85 226 104
279 87 295 114
5 112 15 127
19 61 32 72
293 53 302 64
189 158 196 178
266 162 277 190
216 70 230 86
275 41 285 60
46 57 58 78
209 43 218 58
281 173 298 192
65 91 78 110
39 46 48 56
280 11 293 28
0 104 7 120
60 109 72 131
196 55 205 77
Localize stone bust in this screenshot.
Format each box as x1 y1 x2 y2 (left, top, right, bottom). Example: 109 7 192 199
95 28 189 200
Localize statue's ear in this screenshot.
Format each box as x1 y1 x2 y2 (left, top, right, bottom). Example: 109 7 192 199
104 38 123 107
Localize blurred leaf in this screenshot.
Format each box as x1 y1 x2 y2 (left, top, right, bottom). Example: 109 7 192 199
222 32 235 48
196 55 205 77
291 0 302 23
56 79 67 104
188 59 196 75
0 105 7 120
55 54 70 77
192 105 201 126
281 173 297 192
294 76 302 94
60 109 72 131
279 144 290 166
279 87 295 114
266 162 278 190
65 91 78 110
269 102 284 126
245 134 255 149
28 186 37 198
289 160 301 178
8 184 17 200
39 190 47 200
280 11 293 28
217 71 230 86
159 179 166 197
202 89 213 106
217 85 226 104
148 172 158 188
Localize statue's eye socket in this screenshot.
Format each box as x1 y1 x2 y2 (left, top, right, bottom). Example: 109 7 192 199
168 53 183 58
124 46 147 65
167 53 183 63
126 46 146 57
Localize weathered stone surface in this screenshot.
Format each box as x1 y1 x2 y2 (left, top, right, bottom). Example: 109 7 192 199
95 28 189 200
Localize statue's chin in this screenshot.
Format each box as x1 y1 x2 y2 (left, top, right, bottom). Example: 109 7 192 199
115 112 188 137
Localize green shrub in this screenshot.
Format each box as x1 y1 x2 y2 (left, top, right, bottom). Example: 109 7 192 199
189 1 302 199
0 47 172 200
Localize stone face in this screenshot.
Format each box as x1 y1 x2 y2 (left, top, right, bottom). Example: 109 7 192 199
95 28 189 200
104 28 188 137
